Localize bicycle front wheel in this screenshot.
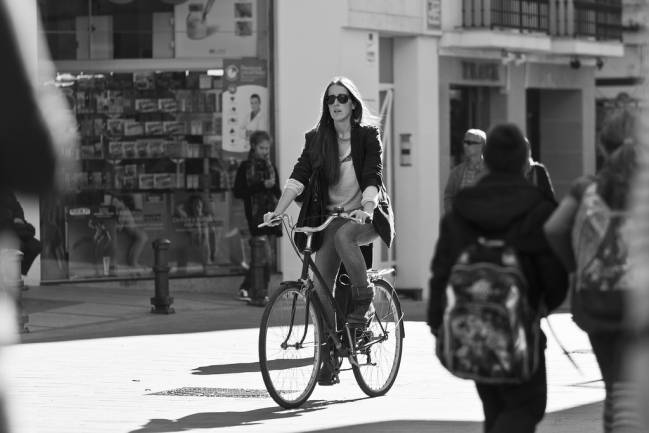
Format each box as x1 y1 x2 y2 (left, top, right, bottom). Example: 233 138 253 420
259 282 323 409
352 278 403 397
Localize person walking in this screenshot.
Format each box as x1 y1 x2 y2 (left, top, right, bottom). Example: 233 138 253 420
263 76 394 385
233 130 281 305
524 138 555 201
0 187 42 276
544 108 643 432
175 195 216 268
111 195 148 270
443 128 487 213
429 123 568 433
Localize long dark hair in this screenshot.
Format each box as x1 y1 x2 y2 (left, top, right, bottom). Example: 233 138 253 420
247 130 271 160
596 109 638 210
309 77 380 184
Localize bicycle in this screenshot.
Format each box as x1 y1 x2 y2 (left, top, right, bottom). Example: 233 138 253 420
257 209 404 409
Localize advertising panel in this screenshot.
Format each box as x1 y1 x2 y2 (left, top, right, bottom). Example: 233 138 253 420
221 57 269 153
174 0 257 58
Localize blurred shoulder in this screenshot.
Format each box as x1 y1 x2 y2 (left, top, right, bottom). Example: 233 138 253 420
569 175 595 200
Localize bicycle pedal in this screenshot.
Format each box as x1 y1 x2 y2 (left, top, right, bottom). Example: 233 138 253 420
317 373 340 386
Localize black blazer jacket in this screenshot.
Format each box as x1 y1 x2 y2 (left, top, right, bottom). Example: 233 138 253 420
289 123 395 247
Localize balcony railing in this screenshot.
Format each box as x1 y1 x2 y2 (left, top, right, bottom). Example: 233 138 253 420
573 0 622 40
462 0 622 40
463 0 550 32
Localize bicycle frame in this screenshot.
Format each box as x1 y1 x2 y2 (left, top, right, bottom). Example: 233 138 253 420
296 229 400 367
298 231 349 353
266 212 400 366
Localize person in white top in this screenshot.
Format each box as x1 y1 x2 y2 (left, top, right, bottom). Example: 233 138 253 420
263 76 394 385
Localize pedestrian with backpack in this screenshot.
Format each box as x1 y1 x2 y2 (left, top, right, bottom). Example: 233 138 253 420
544 108 643 433
428 123 568 433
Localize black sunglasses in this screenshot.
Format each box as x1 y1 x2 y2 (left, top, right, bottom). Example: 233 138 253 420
326 94 350 105
463 140 482 145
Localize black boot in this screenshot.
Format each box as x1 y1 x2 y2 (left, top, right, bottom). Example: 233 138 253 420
347 283 375 326
317 343 339 386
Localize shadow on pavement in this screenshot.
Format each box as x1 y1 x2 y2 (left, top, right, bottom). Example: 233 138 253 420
192 357 315 375
127 399 368 433
128 401 602 433
128 406 324 432
192 361 260 375
306 420 481 433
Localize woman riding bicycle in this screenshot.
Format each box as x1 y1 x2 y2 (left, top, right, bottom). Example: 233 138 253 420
264 76 394 385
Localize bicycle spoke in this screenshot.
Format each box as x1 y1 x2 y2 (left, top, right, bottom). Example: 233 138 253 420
260 286 321 408
352 279 403 397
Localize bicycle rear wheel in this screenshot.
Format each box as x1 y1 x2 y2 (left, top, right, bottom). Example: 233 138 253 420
352 278 403 397
259 282 323 408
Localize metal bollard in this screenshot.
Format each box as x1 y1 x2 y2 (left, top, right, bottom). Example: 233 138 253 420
150 239 174 314
249 236 268 305
0 249 28 333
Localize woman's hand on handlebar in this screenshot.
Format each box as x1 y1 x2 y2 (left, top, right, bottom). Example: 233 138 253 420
349 209 373 224
261 211 282 227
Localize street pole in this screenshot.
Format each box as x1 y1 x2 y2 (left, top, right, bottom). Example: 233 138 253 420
150 238 174 314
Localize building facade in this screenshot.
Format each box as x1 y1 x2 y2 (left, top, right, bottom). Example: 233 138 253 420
23 0 626 299
275 0 624 298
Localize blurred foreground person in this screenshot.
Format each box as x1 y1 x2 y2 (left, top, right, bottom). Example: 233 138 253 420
627 109 649 432
544 108 643 432
429 123 567 433
0 1 78 431
0 187 41 276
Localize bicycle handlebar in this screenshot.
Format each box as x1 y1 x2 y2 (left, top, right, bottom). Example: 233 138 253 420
257 211 371 231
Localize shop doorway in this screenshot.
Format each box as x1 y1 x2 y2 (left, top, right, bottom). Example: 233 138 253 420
526 88 583 199
449 85 501 167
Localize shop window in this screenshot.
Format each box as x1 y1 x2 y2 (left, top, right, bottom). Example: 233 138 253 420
38 0 264 60
41 65 271 282
40 0 174 60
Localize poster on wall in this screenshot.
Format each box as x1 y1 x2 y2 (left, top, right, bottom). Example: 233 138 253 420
221 57 269 153
174 0 257 58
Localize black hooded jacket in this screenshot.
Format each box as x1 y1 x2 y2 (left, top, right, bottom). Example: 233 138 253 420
427 172 568 331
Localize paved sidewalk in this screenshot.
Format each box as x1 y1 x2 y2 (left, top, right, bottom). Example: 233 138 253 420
20 284 264 343
19 280 427 343
5 281 604 433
